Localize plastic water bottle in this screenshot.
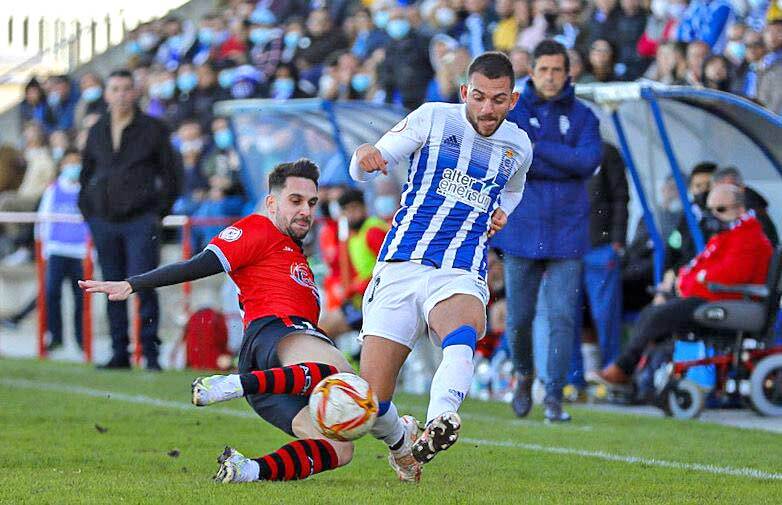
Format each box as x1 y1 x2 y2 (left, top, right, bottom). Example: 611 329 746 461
490 350 514 403
471 357 492 400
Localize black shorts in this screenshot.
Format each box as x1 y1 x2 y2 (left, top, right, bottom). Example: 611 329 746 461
237 315 334 437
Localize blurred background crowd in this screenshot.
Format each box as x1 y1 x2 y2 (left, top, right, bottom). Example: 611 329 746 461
0 0 779 264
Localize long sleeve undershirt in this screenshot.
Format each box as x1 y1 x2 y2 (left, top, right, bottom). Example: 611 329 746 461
126 249 224 292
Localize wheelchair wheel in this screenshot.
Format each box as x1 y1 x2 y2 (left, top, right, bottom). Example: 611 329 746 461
666 379 705 419
749 354 782 417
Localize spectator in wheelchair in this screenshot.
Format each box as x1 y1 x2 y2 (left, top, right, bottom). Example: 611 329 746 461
599 184 774 385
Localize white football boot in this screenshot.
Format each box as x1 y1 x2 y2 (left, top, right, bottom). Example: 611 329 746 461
213 447 260 483
191 375 243 406
387 415 423 483
411 411 461 464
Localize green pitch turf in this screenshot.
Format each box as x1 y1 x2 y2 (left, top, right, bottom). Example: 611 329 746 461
1 357 780 504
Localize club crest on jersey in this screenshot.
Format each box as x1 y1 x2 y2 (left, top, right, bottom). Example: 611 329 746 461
437 168 497 212
218 226 242 242
290 262 320 304
500 150 517 180
559 115 570 135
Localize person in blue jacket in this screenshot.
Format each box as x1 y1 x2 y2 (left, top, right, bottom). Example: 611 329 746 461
491 39 602 422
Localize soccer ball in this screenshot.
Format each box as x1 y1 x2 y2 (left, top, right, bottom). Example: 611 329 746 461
309 372 379 441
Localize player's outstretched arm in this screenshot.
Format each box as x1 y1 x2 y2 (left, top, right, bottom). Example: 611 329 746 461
79 249 224 300
78 279 133 301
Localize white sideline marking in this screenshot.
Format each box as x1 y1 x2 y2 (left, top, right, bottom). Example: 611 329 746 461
3 378 782 481
461 438 782 481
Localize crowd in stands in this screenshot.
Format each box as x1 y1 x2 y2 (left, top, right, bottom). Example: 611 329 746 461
2 0 780 263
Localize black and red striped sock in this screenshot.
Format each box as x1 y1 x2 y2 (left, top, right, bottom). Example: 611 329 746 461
254 439 340 481
239 362 338 396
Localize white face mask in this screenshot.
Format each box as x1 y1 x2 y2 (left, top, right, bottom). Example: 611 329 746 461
651 0 668 19
435 7 457 27
328 200 341 219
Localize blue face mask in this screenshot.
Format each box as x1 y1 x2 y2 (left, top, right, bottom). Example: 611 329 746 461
218 69 235 89
61 163 82 182
51 146 65 162
168 35 184 51
726 41 746 62
214 129 234 150
126 40 141 55
373 10 390 29
157 79 176 100
177 73 198 93
386 19 411 40
81 86 102 103
351 73 372 93
47 91 61 107
284 31 301 48
250 27 273 46
272 78 295 98
374 195 398 217
198 28 215 46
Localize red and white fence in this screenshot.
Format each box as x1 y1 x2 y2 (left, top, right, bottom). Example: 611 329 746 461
0 212 237 365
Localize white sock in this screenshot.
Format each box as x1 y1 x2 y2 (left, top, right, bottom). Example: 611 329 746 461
426 344 474 423
226 374 243 394
243 460 261 482
370 400 406 449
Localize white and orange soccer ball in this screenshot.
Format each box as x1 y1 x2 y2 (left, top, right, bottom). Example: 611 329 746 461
308 372 379 441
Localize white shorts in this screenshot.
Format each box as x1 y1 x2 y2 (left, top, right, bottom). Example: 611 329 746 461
359 261 490 349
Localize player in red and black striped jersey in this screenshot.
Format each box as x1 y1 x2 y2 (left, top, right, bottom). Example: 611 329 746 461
79 159 355 483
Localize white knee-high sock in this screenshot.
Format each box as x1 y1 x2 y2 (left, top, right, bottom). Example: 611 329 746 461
426 326 476 423
370 400 406 449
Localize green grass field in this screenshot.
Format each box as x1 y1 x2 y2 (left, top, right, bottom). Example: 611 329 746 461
1 357 781 504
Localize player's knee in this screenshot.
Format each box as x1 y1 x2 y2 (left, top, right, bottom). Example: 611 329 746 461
332 440 354 467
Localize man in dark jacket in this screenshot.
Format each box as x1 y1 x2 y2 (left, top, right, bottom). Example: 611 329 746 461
574 143 628 383
379 7 433 109
79 69 183 370
491 40 602 422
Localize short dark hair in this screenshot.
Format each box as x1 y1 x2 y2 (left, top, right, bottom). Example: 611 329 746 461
268 158 320 193
533 39 570 72
713 166 744 185
338 188 365 208
107 69 134 81
468 51 515 85
688 161 717 183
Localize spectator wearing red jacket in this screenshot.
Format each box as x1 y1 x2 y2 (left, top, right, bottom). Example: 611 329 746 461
599 184 773 384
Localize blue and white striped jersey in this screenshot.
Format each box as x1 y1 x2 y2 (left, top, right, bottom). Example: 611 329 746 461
352 102 532 278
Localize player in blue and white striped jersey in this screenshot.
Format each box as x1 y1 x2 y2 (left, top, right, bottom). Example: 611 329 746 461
349 52 532 482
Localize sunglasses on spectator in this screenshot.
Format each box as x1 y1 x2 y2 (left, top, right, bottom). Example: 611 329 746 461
708 204 737 214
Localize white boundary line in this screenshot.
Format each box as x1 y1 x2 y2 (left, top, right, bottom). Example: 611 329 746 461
460 438 782 481
3 378 782 481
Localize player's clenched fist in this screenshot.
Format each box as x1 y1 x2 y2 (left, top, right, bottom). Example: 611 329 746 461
355 143 388 175
488 208 508 238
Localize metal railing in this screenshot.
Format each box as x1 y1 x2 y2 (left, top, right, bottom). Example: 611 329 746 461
0 14 130 83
